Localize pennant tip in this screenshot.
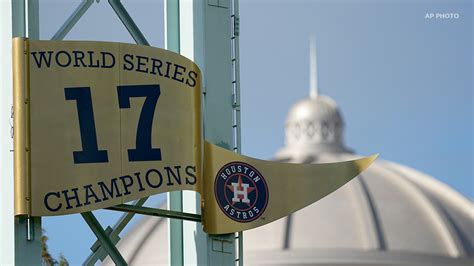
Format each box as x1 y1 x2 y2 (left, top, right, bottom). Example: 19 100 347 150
355 153 379 172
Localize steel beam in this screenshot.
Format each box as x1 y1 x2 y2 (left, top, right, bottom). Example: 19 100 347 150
83 197 148 265
108 0 149 46
52 0 94 40
81 212 127 266
106 204 201 222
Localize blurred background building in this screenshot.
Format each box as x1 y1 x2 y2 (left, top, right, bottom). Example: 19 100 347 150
26 1 471 263
104 46 474 266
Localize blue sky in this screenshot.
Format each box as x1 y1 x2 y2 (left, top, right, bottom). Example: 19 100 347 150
38 0 472 263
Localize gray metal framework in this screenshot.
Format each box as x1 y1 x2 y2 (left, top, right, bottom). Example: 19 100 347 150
7 0 242 264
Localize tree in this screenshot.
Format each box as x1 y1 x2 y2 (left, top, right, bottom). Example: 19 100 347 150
41 229 69 266
58 253 69 266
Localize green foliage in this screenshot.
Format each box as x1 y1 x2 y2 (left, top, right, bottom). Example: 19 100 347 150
41 229 69 266
58 253 69 266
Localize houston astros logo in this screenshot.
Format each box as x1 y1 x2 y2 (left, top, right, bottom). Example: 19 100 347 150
214 162 269 222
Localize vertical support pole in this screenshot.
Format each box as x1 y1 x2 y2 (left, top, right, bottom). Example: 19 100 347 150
26 0 39 39
230 1 243 263
165 0 184 265
179 0 237 265
0 1 15 263
9 0 42 264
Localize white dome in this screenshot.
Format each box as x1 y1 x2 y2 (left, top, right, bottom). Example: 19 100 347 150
103 156 474 266
283 95 348 155
103 96 474 266
243 153 474 265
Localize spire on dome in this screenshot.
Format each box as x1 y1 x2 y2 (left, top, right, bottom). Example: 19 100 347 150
277 36 348 154
309 34 318 99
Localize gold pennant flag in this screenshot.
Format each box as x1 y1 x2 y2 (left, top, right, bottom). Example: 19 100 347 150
13 38 376 234
202 142 377 234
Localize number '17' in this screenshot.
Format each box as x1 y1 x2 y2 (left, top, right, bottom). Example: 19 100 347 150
64 84 162 164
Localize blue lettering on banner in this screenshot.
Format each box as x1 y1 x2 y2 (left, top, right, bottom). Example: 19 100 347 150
65 84 165 164
42 165 196 213
30 50 198 88
117 84 162 161
65 87 109 164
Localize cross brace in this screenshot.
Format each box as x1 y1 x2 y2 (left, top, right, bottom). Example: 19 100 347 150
106 204 202 222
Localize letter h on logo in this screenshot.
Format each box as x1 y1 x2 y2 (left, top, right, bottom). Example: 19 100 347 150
232 182 250 204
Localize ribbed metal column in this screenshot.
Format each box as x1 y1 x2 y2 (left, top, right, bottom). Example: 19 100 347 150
179 0 237 265
165 1 185 265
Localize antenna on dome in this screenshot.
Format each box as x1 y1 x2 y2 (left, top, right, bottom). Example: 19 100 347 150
309 34 319 98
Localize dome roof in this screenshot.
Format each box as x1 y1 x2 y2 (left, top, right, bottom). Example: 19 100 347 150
101 36 473 264
279 94 349 160
286 95 340 123
103 97 474 266
104 156 473 265
244 153 474 265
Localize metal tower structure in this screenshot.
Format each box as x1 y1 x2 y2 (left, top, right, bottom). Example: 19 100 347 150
0 0 242 265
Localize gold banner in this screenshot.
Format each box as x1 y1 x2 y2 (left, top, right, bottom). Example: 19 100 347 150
14 38 202 216
13 38 377 234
